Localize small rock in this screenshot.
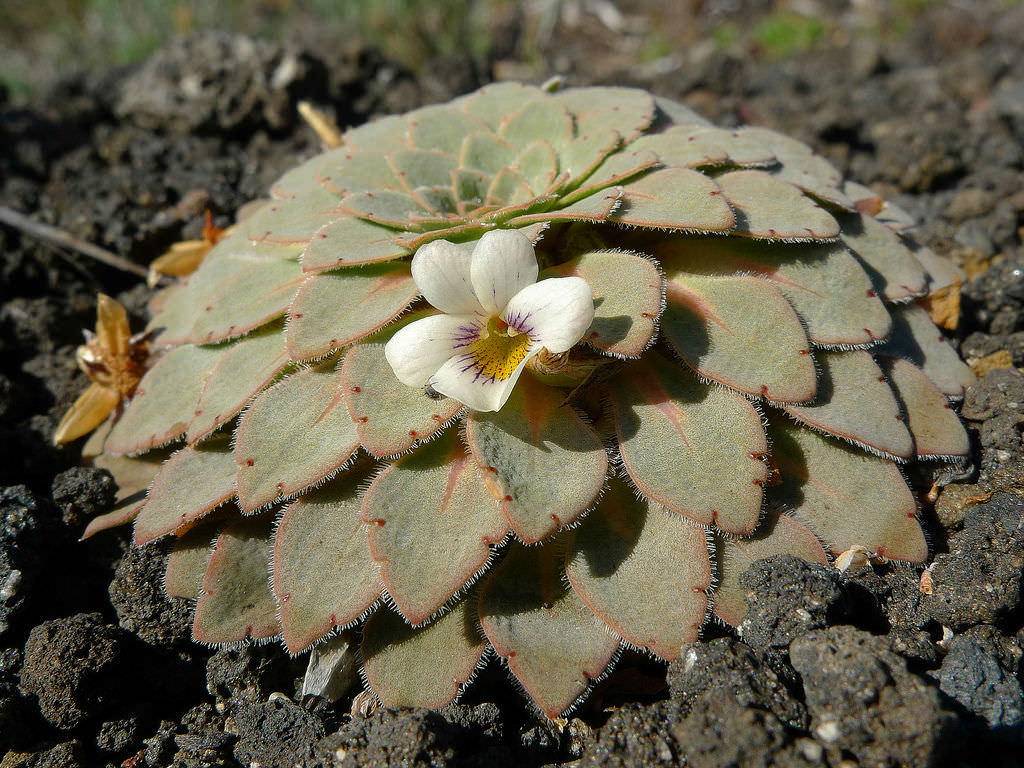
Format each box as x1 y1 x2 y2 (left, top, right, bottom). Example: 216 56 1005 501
206 645 295 708
922 492 1024 630
96 716 140 754
19 613 126 730
50 466 116 529
109 542 194 646
228 696 324 768
790 626 964 766
737 555 846 652
939 626 1024 731
0 739 84 768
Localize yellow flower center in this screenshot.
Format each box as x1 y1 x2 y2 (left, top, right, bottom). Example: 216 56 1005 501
467 317 533 381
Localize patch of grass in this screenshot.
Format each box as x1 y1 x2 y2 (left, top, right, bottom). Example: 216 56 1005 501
752 11 826 59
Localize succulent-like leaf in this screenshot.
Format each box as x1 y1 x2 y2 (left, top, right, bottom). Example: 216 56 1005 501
272 149 400 199
716 170 840 240
458 82 545 130
877 303 976 398
389 149 458 191
784 350 914 461
460 131 519 176
342 189 429 228
653 96 713 127
107 344 223 455
547 249 663 357
837 212 928 301
559 149 660 207
286 263 417 361
362 598 486 708
466 375 608 543
881 356 970 459
500 98 574 150
165 524 216 599
273 473 382 653
516 141 559 195
408 104 489 154
362 430 506 625
611 167 736 232
187 257 304 344
187 325 290 443
134 438 238 545
301 216 411 273
712 511 829 627
241 188 343 243
193 515 280 644
340 319 462 458
768 421 926 562
662 272 816 402
656 238 891 347
342 114 408 152
554 86 655 142
631 126 775 169
610 353 767 535
480 542 620 718
739 127 852 209
234 362 360 512
82 450 167 538
566 479 711 660
558 129 622 190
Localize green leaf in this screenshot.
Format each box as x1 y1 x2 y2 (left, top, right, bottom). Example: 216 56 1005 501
515 141 559 195
187 325 290 443
340 339 462 459
630 125 775 168
165 524 217 599
241 188 344 243
881 356 970 460
234 362 360 512
500 98 574 150
557 129 622 189
460 131 519 176
193 515 280 644
738 127 853 209
712 511 828 627
560 148 660 206
458 82 545 130
301 216 412 273
466 375 608 543
342 189 428 228
784 350 913 461
342 114 408 152
272 149 401 199
661 271 816 402
654 96 713 127
286 263 417 361
877 303 976 398
768 421 927 562
388 149 458 192
547 249 663 358
716 170 840 240
556 86 656 142
82 449 167 539
186 257 304 344
565 479 711 660
838 212 928 301
273 473 382 653
408 104 489 154
362 431 506 625
610 353 767 535
506 186 621 226
106 344 223 455
486 167 531 206
656 238 891 347
479 542 620 718
610 167 735 232
362 598 487 708
133 438 238 545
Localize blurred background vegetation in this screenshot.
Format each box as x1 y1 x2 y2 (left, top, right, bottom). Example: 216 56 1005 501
0 0 992 103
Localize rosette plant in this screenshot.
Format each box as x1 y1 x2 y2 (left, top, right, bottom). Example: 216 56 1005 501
68 82 974 718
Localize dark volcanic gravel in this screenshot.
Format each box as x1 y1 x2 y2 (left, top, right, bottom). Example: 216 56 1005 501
2 4 1024 766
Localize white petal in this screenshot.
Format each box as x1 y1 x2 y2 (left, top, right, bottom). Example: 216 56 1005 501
502 276 595 353
411 240 483 315
384 314 484 387
430 346 537 412
470 229 539 316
